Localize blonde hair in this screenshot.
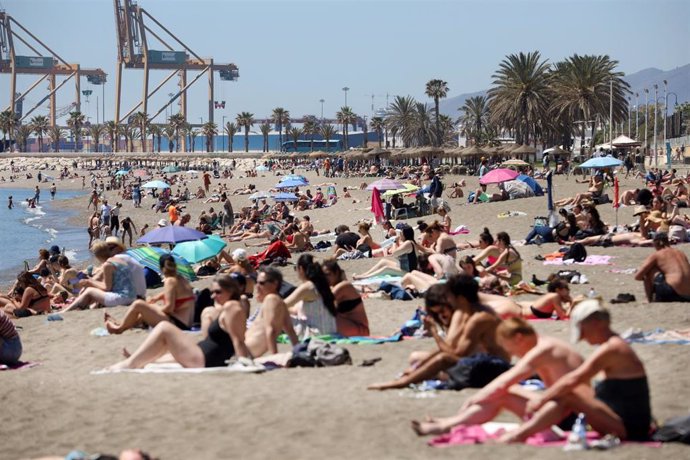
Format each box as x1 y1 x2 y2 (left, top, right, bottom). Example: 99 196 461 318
497 317 536 339
91 241 111 261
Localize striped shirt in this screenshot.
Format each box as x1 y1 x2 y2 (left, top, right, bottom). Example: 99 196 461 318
0 310 18 340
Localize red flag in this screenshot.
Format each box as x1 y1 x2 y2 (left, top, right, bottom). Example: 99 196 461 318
613 177 620 209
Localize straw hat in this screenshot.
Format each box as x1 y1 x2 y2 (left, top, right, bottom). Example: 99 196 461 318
105 236 126 251
632 205 649 217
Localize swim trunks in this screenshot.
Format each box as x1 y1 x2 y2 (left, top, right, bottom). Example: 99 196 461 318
445 353 511 391
653 273 690 302
594 377 652 440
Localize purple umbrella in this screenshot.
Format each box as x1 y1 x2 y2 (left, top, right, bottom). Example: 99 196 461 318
137 226 208 245
366 178 404 191
479 168 519 185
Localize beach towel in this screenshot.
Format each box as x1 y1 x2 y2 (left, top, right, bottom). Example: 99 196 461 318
248 240 291 268
0 361 40 371
497 211 527 218
429 423 661 448
543 255 613 266
622 328 690 345
90 361 266 375
448 225 470 236
352 275 403 291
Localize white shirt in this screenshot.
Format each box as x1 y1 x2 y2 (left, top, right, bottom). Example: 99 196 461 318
113 254 147 298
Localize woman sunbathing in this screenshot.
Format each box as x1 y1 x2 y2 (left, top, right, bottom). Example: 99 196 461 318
0 271 51 317
483 278 578 319
353 226 422 280
322 260 370 337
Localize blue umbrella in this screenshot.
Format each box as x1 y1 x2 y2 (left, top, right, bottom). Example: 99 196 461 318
115 170 129 176
517 174 544 196
172 235 227 263
276 178 308 188
137 226 207 245
579 155 623 169
272 192 299 202
281 174 309 183
142 180 170 189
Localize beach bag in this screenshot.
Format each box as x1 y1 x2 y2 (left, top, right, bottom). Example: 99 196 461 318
307 339 352 367
286 342 318 368
193 288 214 326
533 216 548 228
652 414 690 444
563 243 587 263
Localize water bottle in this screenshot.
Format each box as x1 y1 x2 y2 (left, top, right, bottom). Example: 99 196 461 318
564 413 589 451
588 287 597 298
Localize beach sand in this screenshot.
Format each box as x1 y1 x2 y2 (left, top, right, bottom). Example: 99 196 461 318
2 156 690 459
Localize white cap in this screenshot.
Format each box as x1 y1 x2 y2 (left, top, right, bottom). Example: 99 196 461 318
157 218 168 227
232 248 247 261
570 299 607 343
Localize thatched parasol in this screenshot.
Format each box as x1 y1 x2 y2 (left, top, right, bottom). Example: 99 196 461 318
462 145 488 157
309 150 328 159
366 147 392 157
513 144 537 155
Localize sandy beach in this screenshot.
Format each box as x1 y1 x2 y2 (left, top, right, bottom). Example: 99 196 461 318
2 155 690 460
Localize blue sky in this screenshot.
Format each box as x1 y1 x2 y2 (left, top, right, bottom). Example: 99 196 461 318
1 0 688 126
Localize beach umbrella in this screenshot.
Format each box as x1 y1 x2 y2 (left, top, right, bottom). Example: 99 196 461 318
248 191 270 201
281 174 309 182
186 170 199 174
272 192 299 202
611 135 641 148
133 169 148 177
381 183 420 198
115 170 129 176
256 165 269 171
513 144 537 156
137 226 207 245
517 174 544 196
371 187 385 224
366 178 404 191
162 165 180 173
126 246 197 282
172 235 227 264
578 156 623 169
501 159 530 167
479 168 519 185
462 145 487 157
141 180 170 189
276 178 308 188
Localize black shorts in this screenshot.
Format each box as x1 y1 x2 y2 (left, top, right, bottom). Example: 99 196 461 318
653 273 690 302
445 353 511 391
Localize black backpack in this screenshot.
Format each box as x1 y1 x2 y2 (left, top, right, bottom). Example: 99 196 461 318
652 414 690 444
564 243 587 262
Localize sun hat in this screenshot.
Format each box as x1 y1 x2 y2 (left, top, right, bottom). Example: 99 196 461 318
231 248 248 261
104 236 125 251
570 299 607 343
632 205 649 216
157 218 168 227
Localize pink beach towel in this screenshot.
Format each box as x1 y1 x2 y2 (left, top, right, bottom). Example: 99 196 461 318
544 255 613 266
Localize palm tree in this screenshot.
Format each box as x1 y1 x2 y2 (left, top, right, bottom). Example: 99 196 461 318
236 111 255 152
201 121 218 152
437 114 457 147
385 96 417 148
15 125 32 152
47 126 63 152
149 124 163 153
168 113 185 152
187 126 198 153
302 117 318 152
425 79 449 147
163 125 175 153
271 107 289 150
105 121 118 152
370 117 384 148
131 111 149 152
88 124 106 153
224 121 238 152
0 109 17 146
118 124 130 153
336 106 356 150
320 124 336 152
459 95 490 145
412 102 435 146
29 115 49 152
289 127 302 152
488 51 550 145
66 111 85 151
259 122 271 152
127 123 139 153
362 118 369 148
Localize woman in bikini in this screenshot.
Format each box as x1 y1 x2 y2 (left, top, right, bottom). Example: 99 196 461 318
104 255 195 334
484 278 578 319
0 271 52 317
485 231 523 286
437 207 452 234
466 228 501 266
353 226 422 280
322 260 370 337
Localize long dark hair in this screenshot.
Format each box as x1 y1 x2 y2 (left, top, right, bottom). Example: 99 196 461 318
496 231 521 261
479 227 494 245
297 254 337 317
322 259 345 283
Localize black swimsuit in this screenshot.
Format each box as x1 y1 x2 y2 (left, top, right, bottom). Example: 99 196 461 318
197 319 235 367
337 297 363 314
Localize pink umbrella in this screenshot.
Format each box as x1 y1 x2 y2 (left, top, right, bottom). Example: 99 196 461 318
366 178 404 191
479 168 519 185
133 169 149 177
371 187 385 224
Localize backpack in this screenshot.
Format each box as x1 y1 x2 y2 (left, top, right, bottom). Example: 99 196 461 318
652 414 690 444
563 243 587 262
286 338 352 367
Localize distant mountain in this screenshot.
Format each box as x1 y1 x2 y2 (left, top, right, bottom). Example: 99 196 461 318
439 64 690 117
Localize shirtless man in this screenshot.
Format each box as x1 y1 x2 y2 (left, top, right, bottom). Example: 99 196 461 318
368 275 509 390
635 232 690 302
412 317 586 436
502 300 652 442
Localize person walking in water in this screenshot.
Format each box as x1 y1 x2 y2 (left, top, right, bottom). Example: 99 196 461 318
8 195 13 210
50 183 57 200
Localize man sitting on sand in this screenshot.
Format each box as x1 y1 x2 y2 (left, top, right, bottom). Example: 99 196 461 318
368 276 510 390
635 232 690 302
498 300 652 442
412 317 586 436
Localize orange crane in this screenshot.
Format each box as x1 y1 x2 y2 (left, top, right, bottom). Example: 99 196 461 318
0 10 106 126
113 0 238 135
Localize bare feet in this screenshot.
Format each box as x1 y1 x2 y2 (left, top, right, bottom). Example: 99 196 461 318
367 381 402 391
411 416 448 436
105 321 122 334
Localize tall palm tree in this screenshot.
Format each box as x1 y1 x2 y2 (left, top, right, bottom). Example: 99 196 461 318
370 117 384 148
29 115 49 152
131 111 149 152
437 114 457 147
118 124 130 153
104 121 118 152
163 125 175 153
320 124 336 152
168 113 185 152
0 109 17 146
47 126 63 152
149 124 163 153
289 127 302 152
259 122 271 152
488 51 550 145
15 125 32 152
236 111 255 152
302 117 318 152
224 121 238 152
187 126 198 153
66 111 85 151
271 107 289 150
336 106 356 150
201 121 218 152
425 79 449 147
459 95 490 145
362 118 369 148
412 102 435 146
385 96 417 148
126 123 139 153
88 124 106 153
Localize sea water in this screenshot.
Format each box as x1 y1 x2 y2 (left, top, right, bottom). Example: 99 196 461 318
0 187 88 287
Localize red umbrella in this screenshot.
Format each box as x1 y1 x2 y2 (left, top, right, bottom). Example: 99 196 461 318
479 168 519 185
371 187 385 224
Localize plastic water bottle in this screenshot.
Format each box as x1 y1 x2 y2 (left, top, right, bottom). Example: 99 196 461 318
588 287 597 298
564 413 589 451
